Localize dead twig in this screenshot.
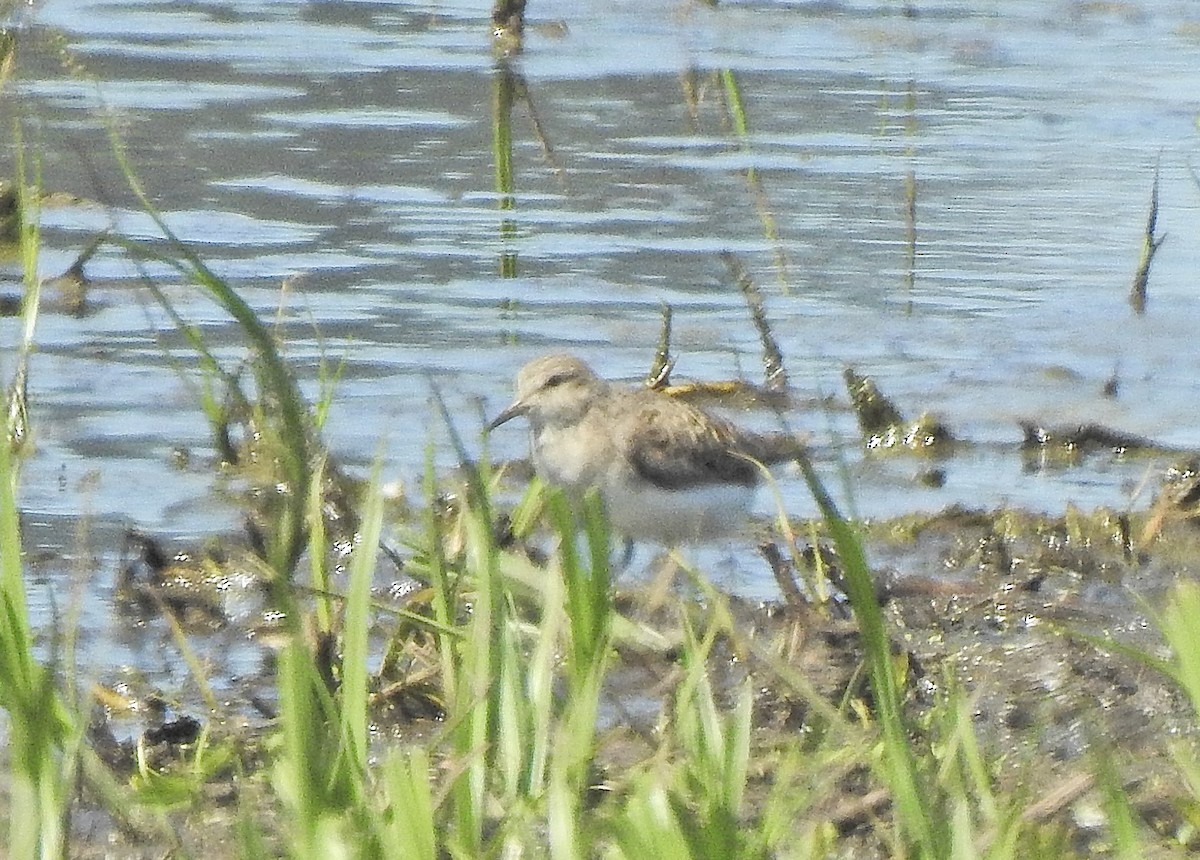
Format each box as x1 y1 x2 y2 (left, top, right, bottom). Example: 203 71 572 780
720 250 787 391
491 0 526 56
646 303 674 389
758 540 807 611
1130 160 1164 314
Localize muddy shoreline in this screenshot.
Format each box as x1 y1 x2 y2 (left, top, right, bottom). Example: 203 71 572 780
53 449 1200 856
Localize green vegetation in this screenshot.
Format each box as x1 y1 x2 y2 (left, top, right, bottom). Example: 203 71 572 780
1 140 72 859
4 11 1200 860
5 189 1200 853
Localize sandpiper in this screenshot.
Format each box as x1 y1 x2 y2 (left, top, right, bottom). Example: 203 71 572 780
486 353 802 545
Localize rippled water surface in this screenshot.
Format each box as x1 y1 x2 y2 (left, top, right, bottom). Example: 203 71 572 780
5 1 1200 670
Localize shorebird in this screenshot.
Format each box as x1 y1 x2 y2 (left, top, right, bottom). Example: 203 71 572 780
486 353 801 545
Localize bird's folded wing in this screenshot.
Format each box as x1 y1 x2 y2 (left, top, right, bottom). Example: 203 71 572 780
621 401 760 490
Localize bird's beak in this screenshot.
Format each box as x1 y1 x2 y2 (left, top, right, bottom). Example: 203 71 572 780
485 399 525 432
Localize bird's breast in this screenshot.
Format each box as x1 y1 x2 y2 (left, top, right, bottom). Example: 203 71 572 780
529 424 609 491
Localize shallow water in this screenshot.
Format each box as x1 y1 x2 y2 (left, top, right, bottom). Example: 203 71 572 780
4 1 1200 680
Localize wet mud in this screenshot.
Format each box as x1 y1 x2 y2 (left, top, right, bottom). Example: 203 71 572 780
58 441 1200 856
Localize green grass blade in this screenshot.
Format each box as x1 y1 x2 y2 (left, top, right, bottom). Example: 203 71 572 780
720 69 749 137
616 779 695 859
1095 744 1142 860
793 451 938 853
340 454 386 779
108 126 311 579
523 546 562 800
308 457 333 634
0 144 75 857
493 64 518 278
1162 582 1200 715
0 409 28 656
382 748 437 860
725 681 753 818
422 445 459 705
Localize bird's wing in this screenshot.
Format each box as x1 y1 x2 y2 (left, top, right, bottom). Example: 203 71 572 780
620 399 760 490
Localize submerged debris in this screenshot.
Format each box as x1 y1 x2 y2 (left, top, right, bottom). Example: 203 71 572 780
142 714 202 747
845 367 904 432
1157 457 1200 512
1019 421 1163 467
213 381 367 568
843 367 954 452
1141 456 1200 544
491 0 526 56
118 530 265 628
43 230 107 317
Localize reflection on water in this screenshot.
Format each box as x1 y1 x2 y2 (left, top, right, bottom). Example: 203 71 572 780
3 2 1200 653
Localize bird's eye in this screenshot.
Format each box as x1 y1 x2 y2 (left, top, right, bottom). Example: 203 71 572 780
544 372 571 388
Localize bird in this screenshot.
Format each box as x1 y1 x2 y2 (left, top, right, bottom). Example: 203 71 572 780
486 353 802 545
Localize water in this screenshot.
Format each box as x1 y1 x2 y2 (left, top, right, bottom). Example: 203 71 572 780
4 1 1200 677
